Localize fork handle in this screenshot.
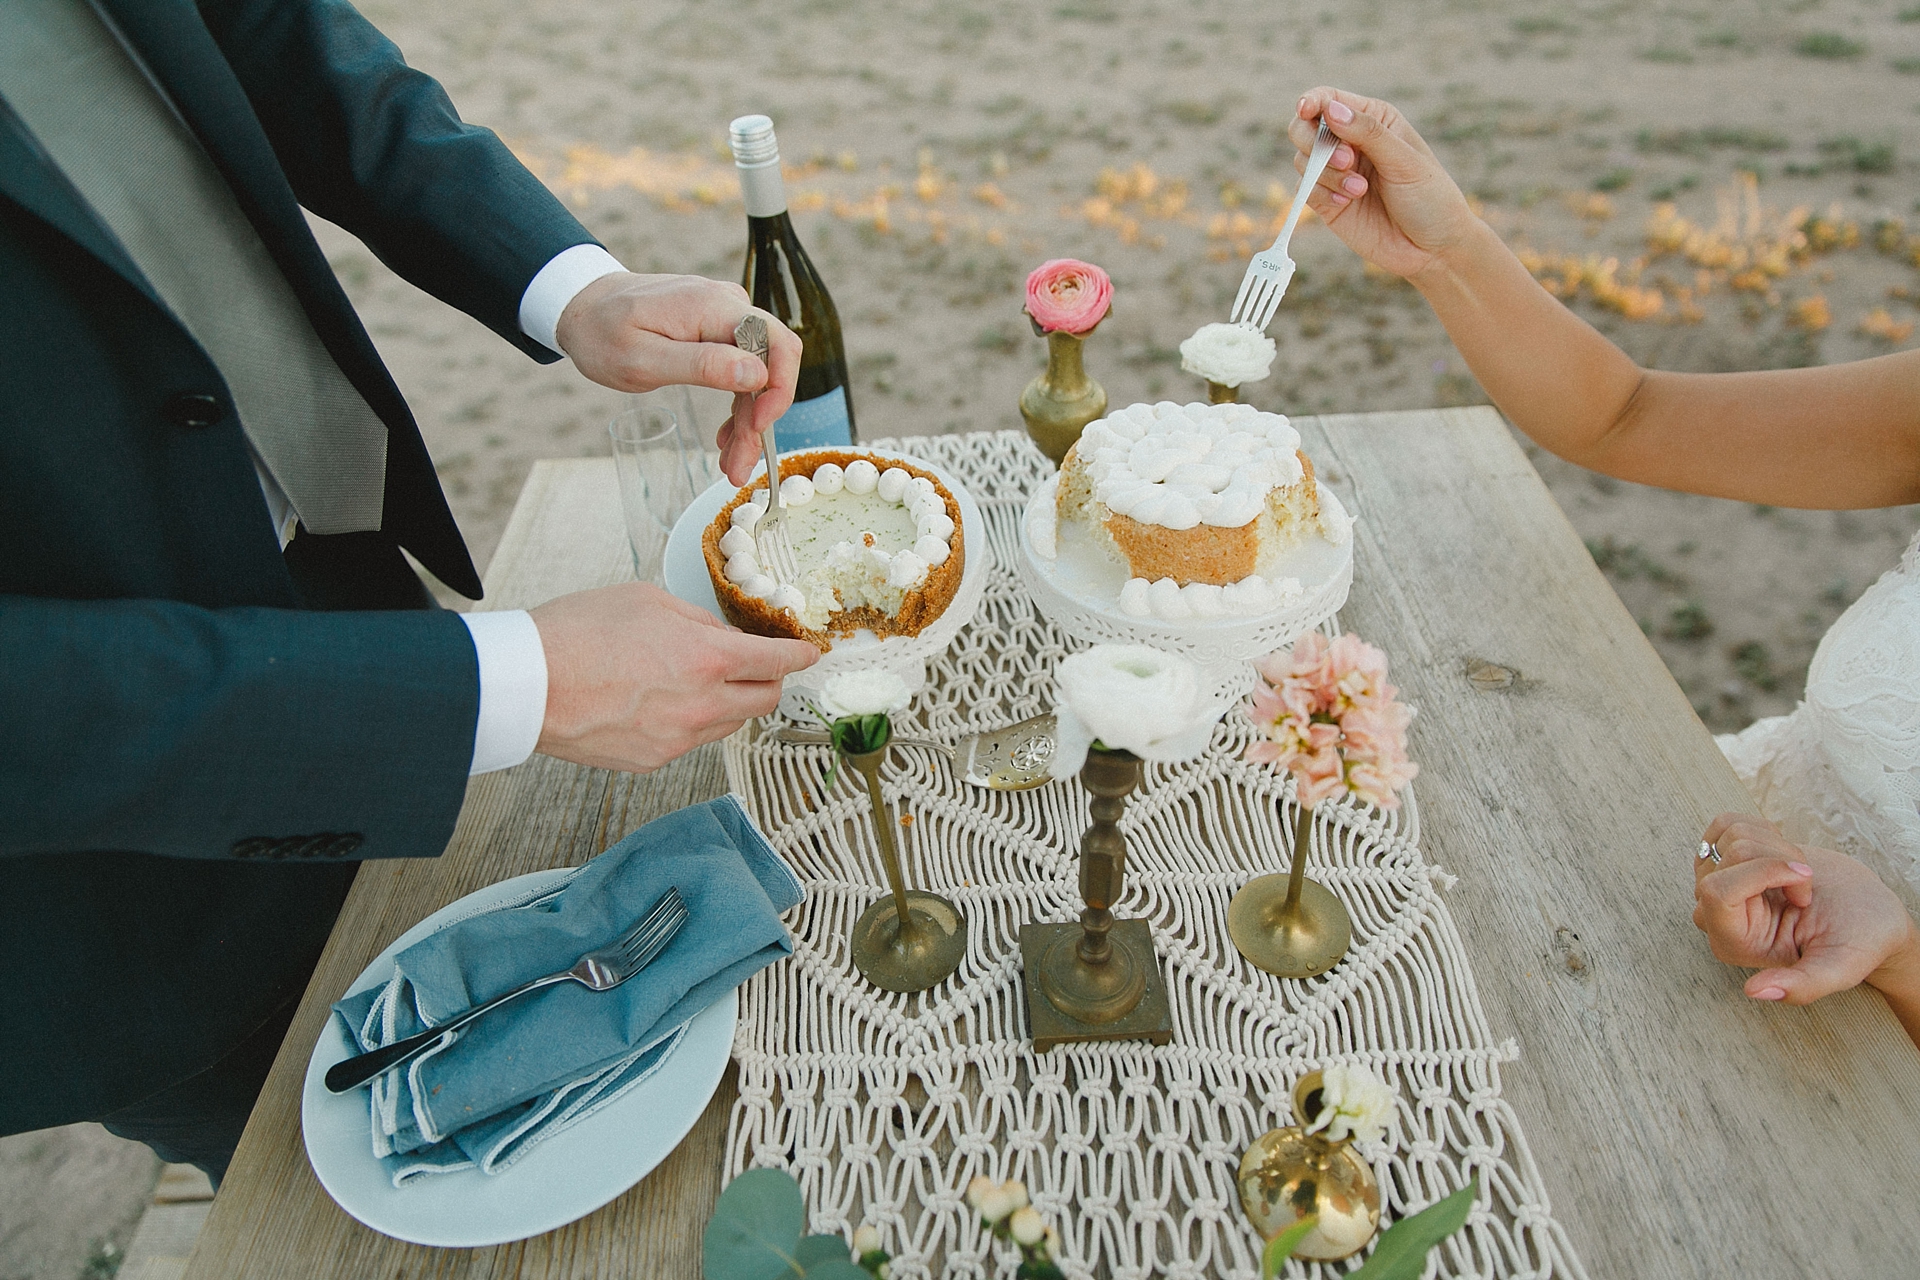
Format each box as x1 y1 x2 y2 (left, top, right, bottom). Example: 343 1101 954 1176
323 971 569 1093
759 415 782 515
1269 121 1338 256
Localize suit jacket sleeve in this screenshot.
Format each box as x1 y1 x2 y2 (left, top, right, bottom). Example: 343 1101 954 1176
0 594 479 861
194 0 597 365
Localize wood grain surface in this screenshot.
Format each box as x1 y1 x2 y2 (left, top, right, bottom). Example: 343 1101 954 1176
187 421 1920 1280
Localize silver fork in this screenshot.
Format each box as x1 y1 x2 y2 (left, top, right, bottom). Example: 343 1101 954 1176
324 886 689 1093
1228 116 1337 333
734 314 798 583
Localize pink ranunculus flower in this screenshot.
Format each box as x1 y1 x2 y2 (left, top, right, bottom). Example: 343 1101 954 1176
1242 630 1418 811
1024 259 1112 335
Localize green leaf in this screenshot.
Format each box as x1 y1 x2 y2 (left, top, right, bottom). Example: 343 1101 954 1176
1348 1178 1478 1280
794 1235 850 1269
702 1168 806 1280
1261 1215 1318 1280
797 1263 871 1280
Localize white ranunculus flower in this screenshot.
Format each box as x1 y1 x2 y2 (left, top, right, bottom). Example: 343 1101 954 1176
818 669 913 719
1049 645 1227 778
1178 322 1277 387
1305 1062 1396 1146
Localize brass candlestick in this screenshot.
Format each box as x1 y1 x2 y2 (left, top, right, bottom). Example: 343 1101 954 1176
845 747 966 993
1019 747 1174 1050
1228 800 1353 979
1238 1070 1382 1260
1019 329 1108 465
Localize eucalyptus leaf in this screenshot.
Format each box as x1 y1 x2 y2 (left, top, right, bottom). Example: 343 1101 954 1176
798 1263 871 1280
1348 1179 1478 1280
1260 1215 1318 1280
794 1235 850 1269
702 1168 806 1280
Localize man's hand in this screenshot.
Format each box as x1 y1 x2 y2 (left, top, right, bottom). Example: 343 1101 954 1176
555 273 801 483
529 582 819 772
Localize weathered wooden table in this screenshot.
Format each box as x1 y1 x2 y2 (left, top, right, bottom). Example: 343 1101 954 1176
186 409 1920 1280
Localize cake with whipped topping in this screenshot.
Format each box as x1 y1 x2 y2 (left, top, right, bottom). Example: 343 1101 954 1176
1033 400 1348 621
702 450 965 649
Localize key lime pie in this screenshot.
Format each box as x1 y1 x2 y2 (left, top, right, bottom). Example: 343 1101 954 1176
1032 400 1349 620
702 450 967 649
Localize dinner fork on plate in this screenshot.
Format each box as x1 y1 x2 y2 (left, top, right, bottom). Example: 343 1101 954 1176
734 314 798 583
1227 116 1337 333
323 886 689 1093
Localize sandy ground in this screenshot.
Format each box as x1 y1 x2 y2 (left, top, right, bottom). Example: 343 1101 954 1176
303 0 1920 738
15 0 1920 1274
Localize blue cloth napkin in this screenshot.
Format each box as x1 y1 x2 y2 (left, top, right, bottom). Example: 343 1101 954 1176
330 794 801 1184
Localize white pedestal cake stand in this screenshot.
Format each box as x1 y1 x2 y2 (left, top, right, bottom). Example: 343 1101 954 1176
664 447 989 719
1016 473 1353 700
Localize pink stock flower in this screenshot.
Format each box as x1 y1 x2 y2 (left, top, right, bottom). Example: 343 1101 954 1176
1242 631 1418 810
1024 259 1112 335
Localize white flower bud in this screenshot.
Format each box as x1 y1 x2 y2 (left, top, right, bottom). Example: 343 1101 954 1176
978 1185 1016 1224
1004 1180 1029 1213
1044 1226 1062 1257
966 1175 996 1210
1009 1207 1045 1246
852 1224 882 1255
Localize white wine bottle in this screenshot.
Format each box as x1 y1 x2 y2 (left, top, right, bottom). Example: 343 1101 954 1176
729 114 857 447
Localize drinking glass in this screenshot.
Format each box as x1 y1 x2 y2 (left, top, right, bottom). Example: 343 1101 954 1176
608 405 696 582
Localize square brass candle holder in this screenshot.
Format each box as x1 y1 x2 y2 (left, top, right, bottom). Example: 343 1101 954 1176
1019 746 1173 1051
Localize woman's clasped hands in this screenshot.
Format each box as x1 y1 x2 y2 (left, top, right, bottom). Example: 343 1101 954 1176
1694 815 1920 1042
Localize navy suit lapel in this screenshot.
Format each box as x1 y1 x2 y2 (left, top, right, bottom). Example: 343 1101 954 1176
0 94 164 312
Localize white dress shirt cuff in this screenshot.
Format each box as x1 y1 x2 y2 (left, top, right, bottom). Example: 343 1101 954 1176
459 610 549 775
518 243 628 357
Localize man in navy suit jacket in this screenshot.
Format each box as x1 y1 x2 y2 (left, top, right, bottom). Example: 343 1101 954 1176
0 0 817 1178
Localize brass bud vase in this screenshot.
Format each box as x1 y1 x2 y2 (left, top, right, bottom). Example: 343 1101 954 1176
1205 379 1238 404
1020 329 1108 465
1228 800 1353 979
1238 1070 1382 1261
845 746 966 993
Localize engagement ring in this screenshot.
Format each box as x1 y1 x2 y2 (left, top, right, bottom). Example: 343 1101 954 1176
1698 839 1722 865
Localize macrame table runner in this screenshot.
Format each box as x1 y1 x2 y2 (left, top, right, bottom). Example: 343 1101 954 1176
722 431 1588 1280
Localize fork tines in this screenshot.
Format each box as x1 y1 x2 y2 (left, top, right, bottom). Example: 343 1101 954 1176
615 887 688 976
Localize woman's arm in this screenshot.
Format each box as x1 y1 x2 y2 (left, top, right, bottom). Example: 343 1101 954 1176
1292 89 1920 511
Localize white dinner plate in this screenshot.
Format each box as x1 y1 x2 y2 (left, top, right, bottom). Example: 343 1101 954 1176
301 868 737 1248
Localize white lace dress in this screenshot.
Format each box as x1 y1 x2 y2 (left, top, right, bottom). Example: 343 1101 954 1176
1718 531 1920 916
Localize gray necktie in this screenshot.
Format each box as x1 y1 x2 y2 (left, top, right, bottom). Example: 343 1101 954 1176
0 0 388 535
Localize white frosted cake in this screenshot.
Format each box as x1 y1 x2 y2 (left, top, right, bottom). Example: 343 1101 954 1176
702 450 965 649
1030 400 1349 621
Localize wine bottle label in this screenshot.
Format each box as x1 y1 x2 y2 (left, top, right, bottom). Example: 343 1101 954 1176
771 385 852 449
738 162 788 218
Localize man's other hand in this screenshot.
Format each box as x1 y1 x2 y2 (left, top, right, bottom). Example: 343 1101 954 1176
529 582 819 772
555 273 801 483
